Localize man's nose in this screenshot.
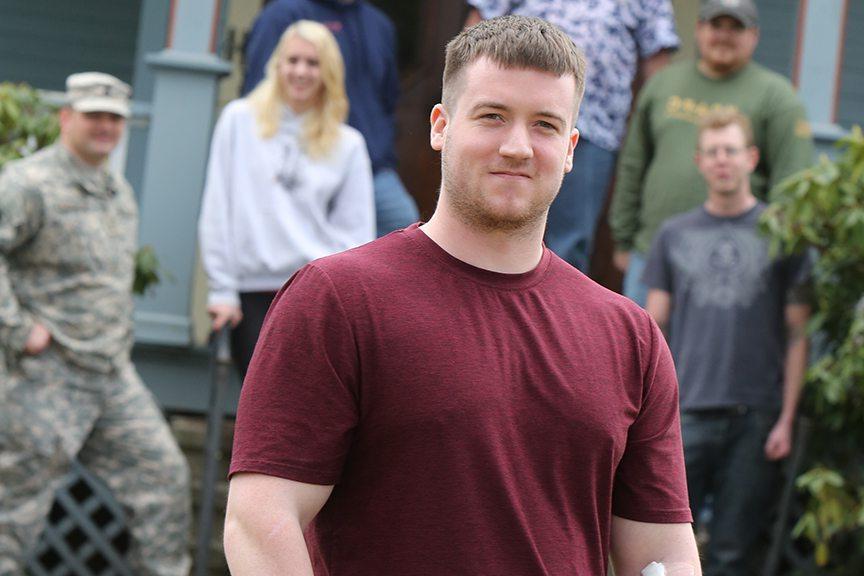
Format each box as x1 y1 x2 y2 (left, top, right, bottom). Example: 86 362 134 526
714 25 738 40
499 124 533 160
94 116 118 129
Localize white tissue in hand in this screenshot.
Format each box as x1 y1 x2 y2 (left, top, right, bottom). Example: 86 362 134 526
641 562 666 576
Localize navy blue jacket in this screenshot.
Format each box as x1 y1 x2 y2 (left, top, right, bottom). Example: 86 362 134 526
242 0 399 173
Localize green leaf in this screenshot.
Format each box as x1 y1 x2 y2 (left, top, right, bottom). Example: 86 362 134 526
816 542 830 566
133 245 164 296
0 82 59 169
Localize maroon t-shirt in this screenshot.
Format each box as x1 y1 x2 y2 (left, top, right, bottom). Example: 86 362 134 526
230 224 691 575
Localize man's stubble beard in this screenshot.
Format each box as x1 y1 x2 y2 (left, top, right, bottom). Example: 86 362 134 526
440 146 563 235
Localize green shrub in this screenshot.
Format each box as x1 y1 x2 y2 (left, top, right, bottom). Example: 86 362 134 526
762 126 864 572
0 82 60 167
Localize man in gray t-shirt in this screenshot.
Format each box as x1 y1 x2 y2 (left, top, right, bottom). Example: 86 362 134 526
644 110 810 576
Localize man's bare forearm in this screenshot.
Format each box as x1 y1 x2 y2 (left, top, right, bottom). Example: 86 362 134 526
779 304 810 424
223 510 314 575
223 473 333 575
610 517 701 575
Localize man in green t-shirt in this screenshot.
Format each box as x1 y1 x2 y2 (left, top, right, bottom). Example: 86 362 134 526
609 0 814 306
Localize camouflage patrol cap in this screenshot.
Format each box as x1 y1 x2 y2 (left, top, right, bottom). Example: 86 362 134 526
65 72 132 118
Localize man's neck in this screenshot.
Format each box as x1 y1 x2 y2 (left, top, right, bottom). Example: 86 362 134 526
697 59 745 80
420 207 546 274
704 188 757 217
60 139 106 169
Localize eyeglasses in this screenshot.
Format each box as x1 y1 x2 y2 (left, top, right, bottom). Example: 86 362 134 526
698 146 748 159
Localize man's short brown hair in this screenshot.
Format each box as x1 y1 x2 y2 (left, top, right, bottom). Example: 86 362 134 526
442 15 587 123
697 109 755 147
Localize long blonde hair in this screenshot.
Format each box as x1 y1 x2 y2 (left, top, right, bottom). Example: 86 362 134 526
247 20 348 158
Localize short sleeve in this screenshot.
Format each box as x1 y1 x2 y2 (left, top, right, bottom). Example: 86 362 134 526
634 0 680 59
229 264 360 485
641 225 673 292
612 316 692 523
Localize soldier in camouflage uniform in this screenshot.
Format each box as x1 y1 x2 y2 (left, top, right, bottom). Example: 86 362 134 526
0 73 191 576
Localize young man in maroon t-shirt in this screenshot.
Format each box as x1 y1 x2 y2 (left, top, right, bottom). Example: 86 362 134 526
224 15 700 576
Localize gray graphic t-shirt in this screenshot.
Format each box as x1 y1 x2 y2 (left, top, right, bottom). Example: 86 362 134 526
643 203 810 411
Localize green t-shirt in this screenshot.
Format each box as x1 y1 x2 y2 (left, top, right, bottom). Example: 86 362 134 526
610 60 815 255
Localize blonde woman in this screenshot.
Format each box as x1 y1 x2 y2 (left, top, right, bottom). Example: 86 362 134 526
198 20 375 377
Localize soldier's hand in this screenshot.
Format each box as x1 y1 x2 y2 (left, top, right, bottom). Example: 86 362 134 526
209 304 243 331
613 250 631 273
24 322 52 355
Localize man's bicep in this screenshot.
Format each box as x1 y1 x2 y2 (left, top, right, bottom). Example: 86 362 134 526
610 516 701 576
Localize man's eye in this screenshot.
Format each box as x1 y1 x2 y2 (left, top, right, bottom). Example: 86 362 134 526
481 113 503 121
536 121 557 131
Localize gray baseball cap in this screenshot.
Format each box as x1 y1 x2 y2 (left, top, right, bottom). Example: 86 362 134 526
65 72 132 118
700 0 759 28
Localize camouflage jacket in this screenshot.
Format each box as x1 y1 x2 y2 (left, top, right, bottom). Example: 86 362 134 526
0 144 137 373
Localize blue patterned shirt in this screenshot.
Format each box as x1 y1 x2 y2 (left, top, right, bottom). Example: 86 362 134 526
469 0 679 151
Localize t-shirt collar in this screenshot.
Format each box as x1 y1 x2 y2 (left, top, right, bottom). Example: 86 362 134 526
401 223 552 290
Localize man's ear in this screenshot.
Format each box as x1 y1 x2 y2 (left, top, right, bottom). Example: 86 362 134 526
58 106 71 128
749 27 760 48
747 145 760 171
563 128 580 173
430 103 448 152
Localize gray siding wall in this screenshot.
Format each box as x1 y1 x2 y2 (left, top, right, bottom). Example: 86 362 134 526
0 0 142 90
837 1 864 128
753 0 801 79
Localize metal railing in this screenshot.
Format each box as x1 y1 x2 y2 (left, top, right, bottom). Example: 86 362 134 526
194 327 232 576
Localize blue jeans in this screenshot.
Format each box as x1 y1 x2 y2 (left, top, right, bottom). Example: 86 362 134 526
682 408 782 576
374 168 419 237
623 252 648 307
544 138 617 272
